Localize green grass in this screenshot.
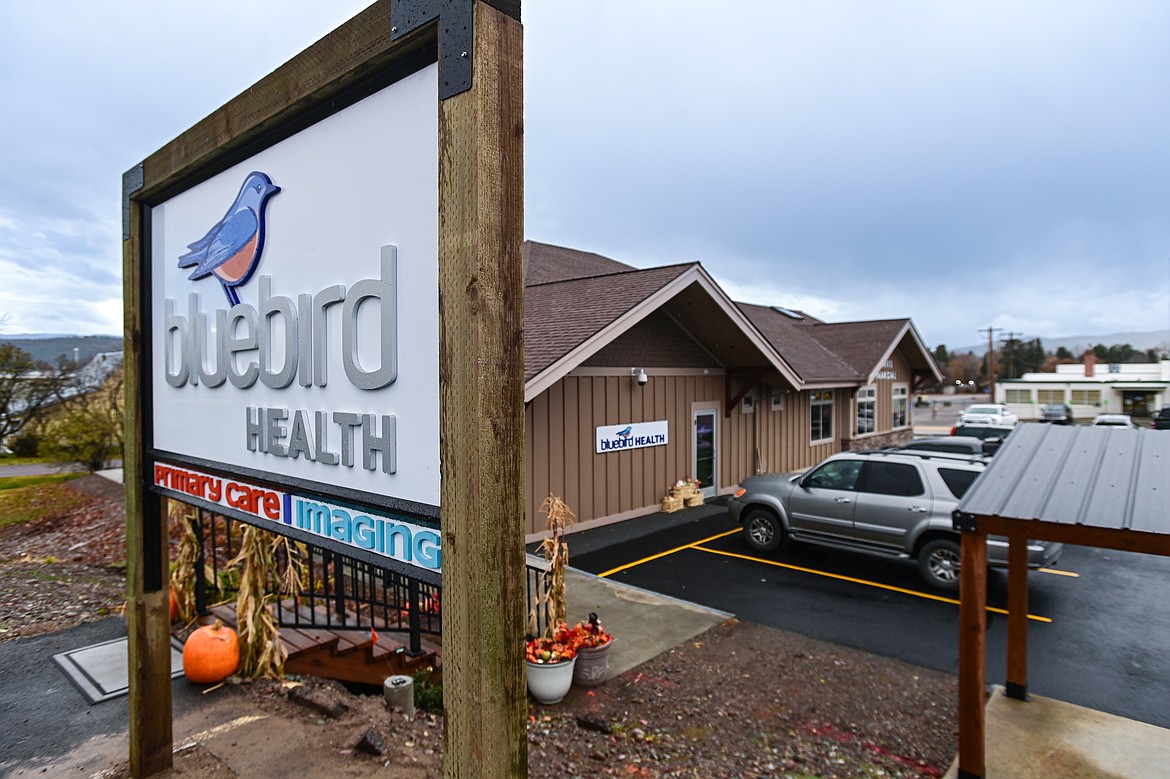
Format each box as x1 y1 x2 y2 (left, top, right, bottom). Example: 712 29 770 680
0 474 87 529
0 473 80 491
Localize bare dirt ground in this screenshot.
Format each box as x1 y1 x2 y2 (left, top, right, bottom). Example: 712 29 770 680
0 475 959 777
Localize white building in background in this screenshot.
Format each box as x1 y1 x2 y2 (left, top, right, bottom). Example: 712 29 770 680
996 352 1170 422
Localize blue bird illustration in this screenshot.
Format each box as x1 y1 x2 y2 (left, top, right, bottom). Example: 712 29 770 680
616 426 632 438
178 171 281 306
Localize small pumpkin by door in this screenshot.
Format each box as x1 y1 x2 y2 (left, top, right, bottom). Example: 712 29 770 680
183 619 240 683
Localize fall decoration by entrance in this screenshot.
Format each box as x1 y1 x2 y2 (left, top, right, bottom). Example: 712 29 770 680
182 619 240 684
227 524 299 679
526 495 578 703
167 499 200 625
571 613 615 688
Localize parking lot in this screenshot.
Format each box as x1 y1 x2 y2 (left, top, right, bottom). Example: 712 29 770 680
570 500 1170 730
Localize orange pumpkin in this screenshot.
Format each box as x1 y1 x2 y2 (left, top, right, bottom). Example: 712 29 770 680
182 619 239 683
169 589 178 622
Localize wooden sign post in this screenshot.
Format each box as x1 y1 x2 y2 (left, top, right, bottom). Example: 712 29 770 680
122 2 525 776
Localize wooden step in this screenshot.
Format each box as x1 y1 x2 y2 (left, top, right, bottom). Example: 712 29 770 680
185 600 441 687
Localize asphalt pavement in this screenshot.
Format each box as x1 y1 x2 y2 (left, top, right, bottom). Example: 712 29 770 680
0 618 214 777
569 499 1170 731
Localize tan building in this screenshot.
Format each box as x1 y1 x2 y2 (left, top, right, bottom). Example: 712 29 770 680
523 241 942 539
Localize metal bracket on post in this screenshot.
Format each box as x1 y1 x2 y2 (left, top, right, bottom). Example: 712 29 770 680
122 163 144 241
953 510 978 533
1005 682 1030 702
391 0 520 100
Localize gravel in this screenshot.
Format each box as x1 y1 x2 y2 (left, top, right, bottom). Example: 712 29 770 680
0 474 959 777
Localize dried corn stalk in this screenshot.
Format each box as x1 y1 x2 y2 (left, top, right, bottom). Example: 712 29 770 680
167 499 200 625
529 494 575 640
228 524 287 679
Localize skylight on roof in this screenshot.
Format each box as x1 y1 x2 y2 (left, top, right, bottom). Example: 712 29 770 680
770 306 804 320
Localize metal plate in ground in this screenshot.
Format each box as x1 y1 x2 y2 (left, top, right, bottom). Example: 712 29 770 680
51 636 184 704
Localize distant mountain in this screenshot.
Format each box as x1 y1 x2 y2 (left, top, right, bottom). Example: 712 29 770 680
0 334 122 366
949 329 1170 356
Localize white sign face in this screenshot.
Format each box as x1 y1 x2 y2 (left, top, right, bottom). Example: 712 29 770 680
150 65 440 509
596 420 669 454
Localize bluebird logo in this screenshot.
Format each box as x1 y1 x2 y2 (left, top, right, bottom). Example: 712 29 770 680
178 172 281 306
616 426 632 439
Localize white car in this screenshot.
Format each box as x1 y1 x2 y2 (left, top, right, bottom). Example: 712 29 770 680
1091 414 1136 429
959 403 1019 426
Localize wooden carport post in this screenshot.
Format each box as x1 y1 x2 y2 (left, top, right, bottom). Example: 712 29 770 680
437 3 527 777
1006 535 1030 700
957 525 988 779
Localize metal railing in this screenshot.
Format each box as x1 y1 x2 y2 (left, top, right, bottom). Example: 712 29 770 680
190 509 439 655
188 509 549 655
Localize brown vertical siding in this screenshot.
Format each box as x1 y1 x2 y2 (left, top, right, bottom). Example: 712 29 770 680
527 373 903 534
751 386 841 479
526 372 730 534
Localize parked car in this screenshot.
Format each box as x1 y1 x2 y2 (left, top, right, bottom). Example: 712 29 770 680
728 450 1063 591
894 436 998 457
1154 407 1170 430
958 403 1018 426
949 423 1015 455
1091 414 1136 429
1039 404 1074 425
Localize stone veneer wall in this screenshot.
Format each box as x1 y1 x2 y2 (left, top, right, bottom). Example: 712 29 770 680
845 430 914 452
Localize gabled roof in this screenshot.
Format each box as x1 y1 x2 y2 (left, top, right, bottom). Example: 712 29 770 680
522 241 941 398
523 240 633 285
525 263 696 384
802 319 941 385
737 303 860 383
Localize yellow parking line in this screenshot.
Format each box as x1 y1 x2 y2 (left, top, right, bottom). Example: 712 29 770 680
596 528 739 578
695 545 1053 623
1039 567 1079 578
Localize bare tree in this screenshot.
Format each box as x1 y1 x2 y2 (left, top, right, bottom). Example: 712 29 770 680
0 343 74 450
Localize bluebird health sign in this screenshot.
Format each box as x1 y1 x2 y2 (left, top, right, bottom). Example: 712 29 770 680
149 64 440 576
595 420 669 454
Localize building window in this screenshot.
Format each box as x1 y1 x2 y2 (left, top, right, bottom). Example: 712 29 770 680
1037 388 1064 404
892 385 908 428
856 387 876 435
1072 389 1102 405
1005 389 1031 404
742 393 755 414
811 390 834 442
771 392 784 411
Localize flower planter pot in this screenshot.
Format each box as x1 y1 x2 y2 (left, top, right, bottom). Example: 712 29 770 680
573 638 615 688
526 656 577 704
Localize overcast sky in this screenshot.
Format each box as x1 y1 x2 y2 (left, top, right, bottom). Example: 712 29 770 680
1 1 1168 352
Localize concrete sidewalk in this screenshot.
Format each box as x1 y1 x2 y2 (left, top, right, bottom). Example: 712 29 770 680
943 686 1170 778
559 565 731 679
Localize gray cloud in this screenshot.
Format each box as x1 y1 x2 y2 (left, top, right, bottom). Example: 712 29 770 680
1 1 1167 353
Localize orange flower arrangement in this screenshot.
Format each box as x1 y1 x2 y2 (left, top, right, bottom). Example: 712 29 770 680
525 621 578 664
572 612 612 649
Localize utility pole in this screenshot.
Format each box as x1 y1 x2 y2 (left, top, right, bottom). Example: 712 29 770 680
1000 331 1021 379
979 326 1003 399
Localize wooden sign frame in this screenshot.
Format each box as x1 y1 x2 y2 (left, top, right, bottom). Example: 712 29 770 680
122 2 525 775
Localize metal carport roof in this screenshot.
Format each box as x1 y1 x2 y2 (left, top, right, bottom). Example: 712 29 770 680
958 423 1170 534
950 423 1170 778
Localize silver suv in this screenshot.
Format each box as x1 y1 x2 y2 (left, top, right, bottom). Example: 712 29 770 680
728 450 1063 591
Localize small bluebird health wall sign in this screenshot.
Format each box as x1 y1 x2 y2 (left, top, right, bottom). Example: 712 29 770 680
595 420 669 453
